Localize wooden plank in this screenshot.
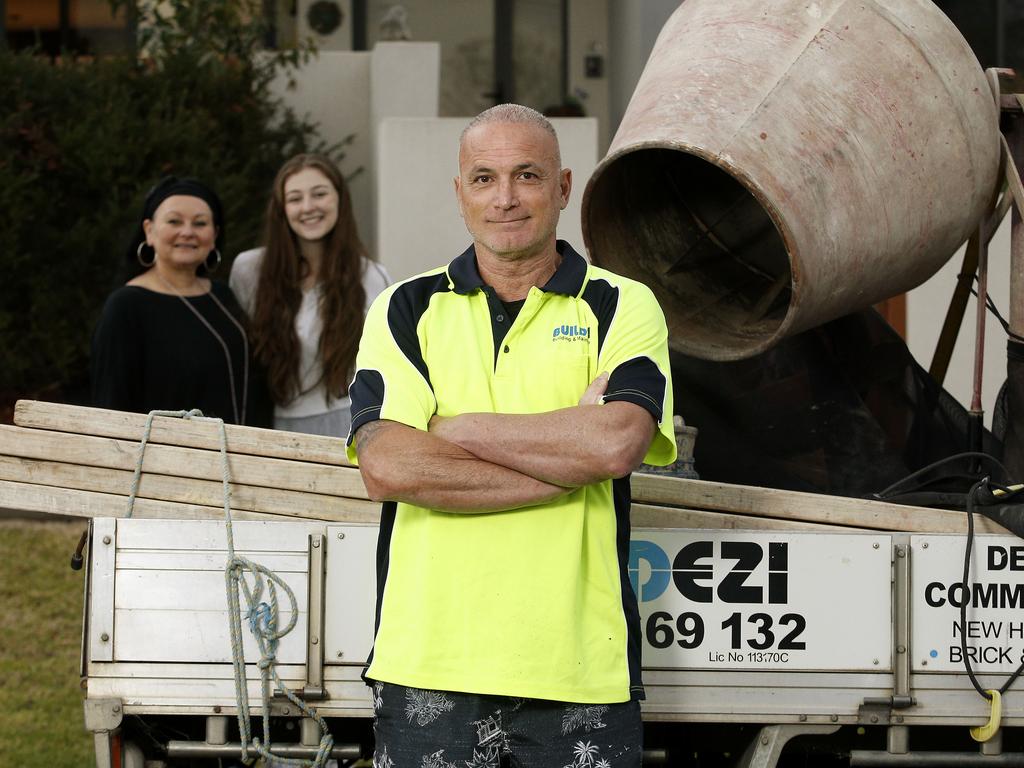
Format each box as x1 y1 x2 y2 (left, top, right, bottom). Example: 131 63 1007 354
0 479 272 521
13 400 353 466
630 473 1011 535
630 504 857 532
0 476 833 532
0 455 378 520
0 425 369 500
0 480 381 524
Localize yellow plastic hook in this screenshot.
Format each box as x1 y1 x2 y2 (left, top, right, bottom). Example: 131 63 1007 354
970 689 1002 742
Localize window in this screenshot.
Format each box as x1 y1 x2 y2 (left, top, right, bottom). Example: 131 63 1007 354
4 0 132 57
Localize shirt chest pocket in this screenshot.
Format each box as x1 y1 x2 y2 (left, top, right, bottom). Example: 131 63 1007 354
495 339 594 412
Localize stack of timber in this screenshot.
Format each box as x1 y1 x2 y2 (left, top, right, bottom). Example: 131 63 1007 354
1 401 376 524
0 400 1009 534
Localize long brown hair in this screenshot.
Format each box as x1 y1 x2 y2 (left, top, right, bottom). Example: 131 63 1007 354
250 154 368 404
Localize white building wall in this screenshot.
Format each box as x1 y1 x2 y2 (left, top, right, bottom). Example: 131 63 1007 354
568 0 611 153
607 0 676 141
267 51 372 253
268 43 440 261
368 42 442 256
367 0 495 117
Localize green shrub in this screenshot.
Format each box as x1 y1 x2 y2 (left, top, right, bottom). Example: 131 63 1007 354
0 0 332 405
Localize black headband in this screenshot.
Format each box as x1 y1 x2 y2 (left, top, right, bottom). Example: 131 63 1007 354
142 176 224 229
126 176 227 269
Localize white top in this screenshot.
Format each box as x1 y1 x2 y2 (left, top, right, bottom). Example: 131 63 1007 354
230 247 392 418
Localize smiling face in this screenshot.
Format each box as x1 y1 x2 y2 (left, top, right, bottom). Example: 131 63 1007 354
455 121 571 263
143 195 217 271
283 167 340 245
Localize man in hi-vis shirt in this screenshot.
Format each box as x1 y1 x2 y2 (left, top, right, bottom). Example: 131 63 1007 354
347 103 676 768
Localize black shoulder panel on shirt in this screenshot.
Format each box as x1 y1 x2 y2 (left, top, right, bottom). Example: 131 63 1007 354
348 369 385 446
386 272 450 388
580 278 620 356
605 357 667 423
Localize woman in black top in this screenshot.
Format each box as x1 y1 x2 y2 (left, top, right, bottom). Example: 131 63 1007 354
91 177 271 426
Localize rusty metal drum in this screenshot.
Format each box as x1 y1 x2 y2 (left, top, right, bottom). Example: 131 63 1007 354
582 0 1000 360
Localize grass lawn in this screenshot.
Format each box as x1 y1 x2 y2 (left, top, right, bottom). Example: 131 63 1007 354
0 519 95 767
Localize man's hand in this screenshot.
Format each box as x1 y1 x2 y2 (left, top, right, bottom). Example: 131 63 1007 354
578 371 609 406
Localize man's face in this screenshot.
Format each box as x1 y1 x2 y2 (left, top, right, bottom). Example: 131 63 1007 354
455 121 572 262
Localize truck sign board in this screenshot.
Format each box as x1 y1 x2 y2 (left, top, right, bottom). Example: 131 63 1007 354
911 534 1024 673
630 530 892 671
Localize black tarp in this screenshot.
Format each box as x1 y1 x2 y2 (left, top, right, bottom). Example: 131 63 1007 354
671 308 1008 500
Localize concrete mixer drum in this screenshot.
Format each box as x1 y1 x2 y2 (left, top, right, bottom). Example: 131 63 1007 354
588 147 793 349
583 0 1001 361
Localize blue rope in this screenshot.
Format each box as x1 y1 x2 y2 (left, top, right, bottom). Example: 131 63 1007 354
130 410 334 765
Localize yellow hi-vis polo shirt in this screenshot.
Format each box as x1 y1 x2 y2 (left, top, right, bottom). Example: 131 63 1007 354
346 241 676 703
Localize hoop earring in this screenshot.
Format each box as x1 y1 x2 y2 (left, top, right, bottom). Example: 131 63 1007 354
205 248 222 272
137 241 155 268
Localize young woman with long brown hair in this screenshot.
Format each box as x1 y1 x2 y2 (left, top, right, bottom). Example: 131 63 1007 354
230 154 391 436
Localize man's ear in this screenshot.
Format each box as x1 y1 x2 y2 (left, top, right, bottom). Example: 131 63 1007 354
454 176 465 218
559 168 573 210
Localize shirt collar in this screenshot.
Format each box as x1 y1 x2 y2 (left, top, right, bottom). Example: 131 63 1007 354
447 240 589 297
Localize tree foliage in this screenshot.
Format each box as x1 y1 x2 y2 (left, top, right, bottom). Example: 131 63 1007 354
0 0 329 403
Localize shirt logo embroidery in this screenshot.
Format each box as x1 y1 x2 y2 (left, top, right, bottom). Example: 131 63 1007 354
552 324 591 342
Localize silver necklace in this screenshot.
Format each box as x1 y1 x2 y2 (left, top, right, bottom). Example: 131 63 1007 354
153 272 250 425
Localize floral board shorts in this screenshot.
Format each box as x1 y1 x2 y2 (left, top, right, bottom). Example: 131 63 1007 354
371 682 642 768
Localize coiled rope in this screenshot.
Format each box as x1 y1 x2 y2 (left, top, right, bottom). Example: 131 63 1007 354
129 409 334 766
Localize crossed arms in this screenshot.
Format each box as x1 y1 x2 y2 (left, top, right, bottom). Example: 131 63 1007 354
353 373 657 513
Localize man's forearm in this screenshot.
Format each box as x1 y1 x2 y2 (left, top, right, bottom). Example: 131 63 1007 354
429 402 656 487
355 420 569 512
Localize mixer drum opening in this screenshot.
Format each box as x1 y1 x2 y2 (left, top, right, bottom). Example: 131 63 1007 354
585 146 793 360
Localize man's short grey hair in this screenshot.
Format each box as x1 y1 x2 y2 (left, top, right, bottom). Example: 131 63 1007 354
460 103 561 164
